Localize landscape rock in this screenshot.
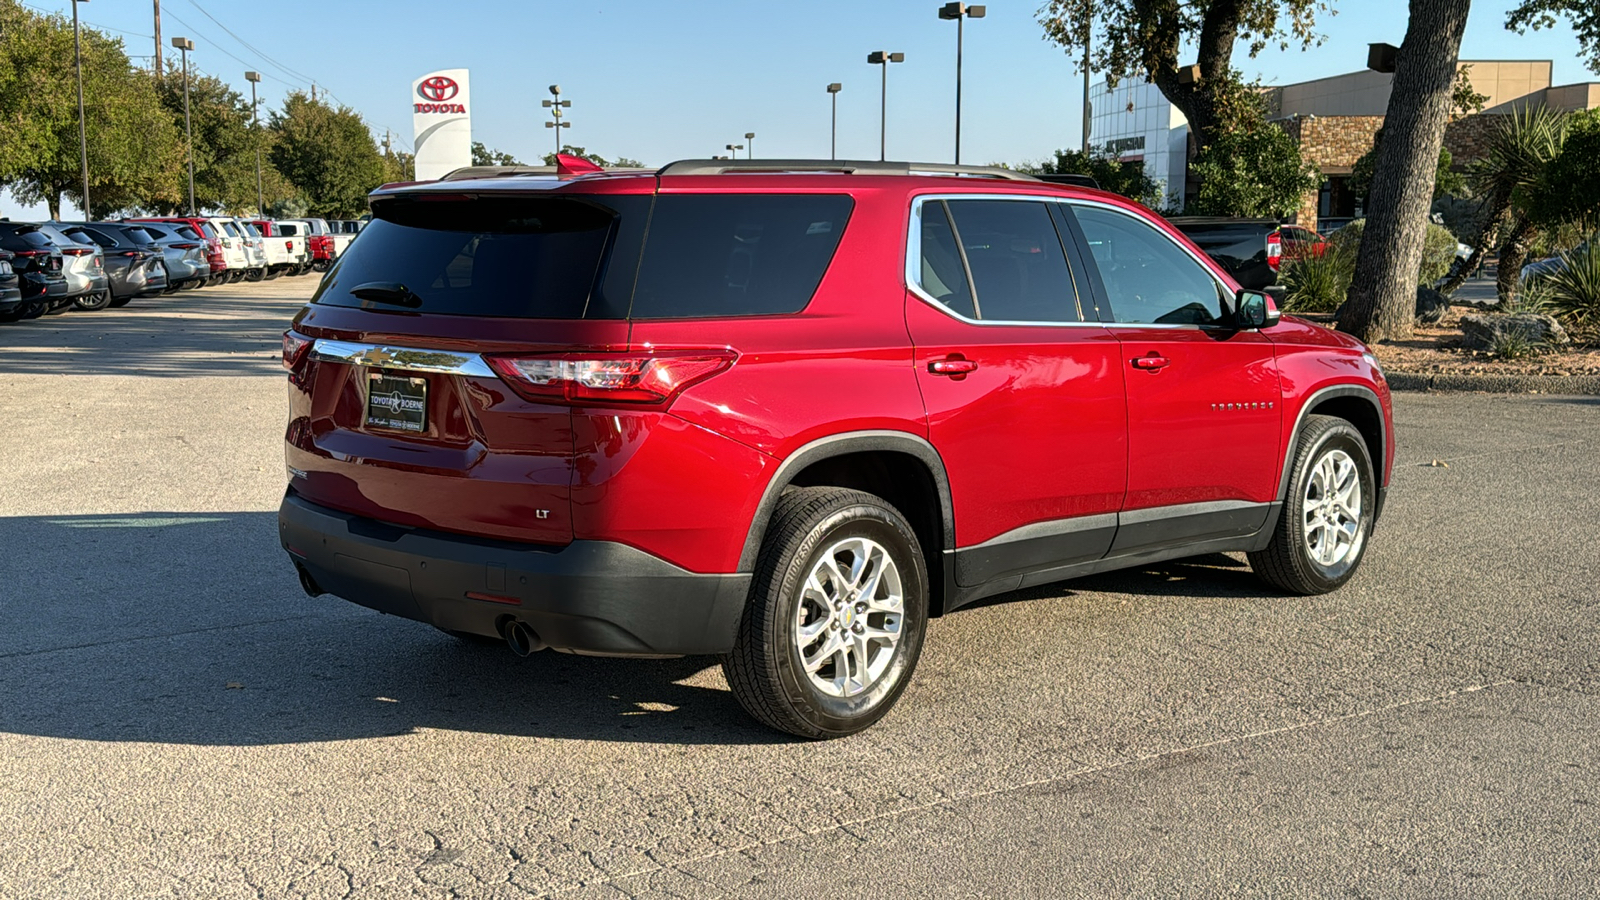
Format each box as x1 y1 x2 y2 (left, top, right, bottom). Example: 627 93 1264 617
1415 287 1449 324
1459 313 1570 350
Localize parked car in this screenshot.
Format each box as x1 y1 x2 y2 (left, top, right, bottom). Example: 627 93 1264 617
274 220 320 275
123 221 210 290
1165 217 1293 291
130 216 229 285
0 223 70 319
61 223 169 305
0 250 21 319
36 223 109 313
1522 238 1593 284
279 159 1395 738
300 217 337 270
243 219 307 278
207 217 258 282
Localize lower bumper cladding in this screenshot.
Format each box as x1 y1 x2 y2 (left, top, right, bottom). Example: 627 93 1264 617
278 492 751 657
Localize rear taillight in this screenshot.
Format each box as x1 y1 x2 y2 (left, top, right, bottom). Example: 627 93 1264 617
1267 231 1283 272
173 242 199 250
285 241 294 251
119 251 141 258
63 247 92 256
283 330 314 370
485 352 736 407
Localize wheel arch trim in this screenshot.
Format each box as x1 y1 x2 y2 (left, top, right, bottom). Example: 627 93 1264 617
1277 383 1386 501
737 430 955 573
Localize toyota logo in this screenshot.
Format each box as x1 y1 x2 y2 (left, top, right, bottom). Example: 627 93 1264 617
417 76 459 102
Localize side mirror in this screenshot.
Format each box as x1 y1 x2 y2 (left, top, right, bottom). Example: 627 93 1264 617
1234 289 1280 330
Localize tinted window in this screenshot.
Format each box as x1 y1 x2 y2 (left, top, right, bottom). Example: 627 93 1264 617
1073 205 1228 326
945 199 1081 322
68 227 114 247
37 225 83 247
915 201 976 318
243 223 262 238
277 223 300 236
137 224 174 241
219 221 241 237
628 194 852 318
315 195 647 319
0 227 54 250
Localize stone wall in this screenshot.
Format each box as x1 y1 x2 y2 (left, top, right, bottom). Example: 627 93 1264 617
1295 116 1385 169
1444 114 1502 163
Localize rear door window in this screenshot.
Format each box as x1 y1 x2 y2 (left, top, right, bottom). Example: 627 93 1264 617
628 194 852 318
942 199 1082 322
315 194 649 319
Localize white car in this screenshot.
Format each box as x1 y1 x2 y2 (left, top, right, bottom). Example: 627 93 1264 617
243 219 307 278
206 217 257 282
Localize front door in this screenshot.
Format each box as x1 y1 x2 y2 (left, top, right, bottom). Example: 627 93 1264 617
905 196 1127 588
1064 202 1283 554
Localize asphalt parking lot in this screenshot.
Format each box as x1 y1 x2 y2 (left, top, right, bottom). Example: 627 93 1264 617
2 279 1597 898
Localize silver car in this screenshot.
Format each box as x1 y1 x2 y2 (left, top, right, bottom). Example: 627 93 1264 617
124 221 209 290
38 223 109 311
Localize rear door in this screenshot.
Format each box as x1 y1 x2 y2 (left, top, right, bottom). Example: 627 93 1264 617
1065 202 1282 554
905 195 1127 587
286 188 649 546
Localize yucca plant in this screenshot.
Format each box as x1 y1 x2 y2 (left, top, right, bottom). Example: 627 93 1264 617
1541 242 1600 328
1488 328 1544 360
1280 240 1355 313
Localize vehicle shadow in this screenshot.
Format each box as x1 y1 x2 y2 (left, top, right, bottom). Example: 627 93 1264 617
0 512 782 747
954 552 1276 613
0 290 307 377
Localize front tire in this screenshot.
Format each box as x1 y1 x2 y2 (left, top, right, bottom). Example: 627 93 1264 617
1249 415 1376 595
723 487 928 739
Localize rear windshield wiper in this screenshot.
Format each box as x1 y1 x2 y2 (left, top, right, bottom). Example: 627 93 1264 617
350 281 423 308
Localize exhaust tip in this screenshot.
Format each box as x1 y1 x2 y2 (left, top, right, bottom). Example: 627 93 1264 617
293 562 325 598
503 620 545 657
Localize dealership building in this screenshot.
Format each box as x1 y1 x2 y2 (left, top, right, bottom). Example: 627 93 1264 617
1088 60 1600 231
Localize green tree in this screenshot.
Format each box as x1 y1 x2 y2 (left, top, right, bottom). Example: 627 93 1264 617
268 92 387 218
1187 89 1320 218
1037 0 1328 152
1017 149 1165 207
1507 0 1600 74
149 69 284 215
0 2 181 218
471 141 521 166
1349 131 1466 206
1527 108 1600 230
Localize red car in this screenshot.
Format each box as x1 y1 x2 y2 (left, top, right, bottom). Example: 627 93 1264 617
129 216 227 285
279 158 1395 738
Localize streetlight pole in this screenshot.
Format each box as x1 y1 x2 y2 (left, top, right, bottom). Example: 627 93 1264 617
826 83 841 160
1082 27 1092 155
542 85 571 160
172 37 195 216
725 143 744 159
72 0 90 220
246 71 263 217
744 132 755 159
866 51 904 162
938 3 984 165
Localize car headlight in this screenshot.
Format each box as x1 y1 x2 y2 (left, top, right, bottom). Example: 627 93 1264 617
1362 350 1385 379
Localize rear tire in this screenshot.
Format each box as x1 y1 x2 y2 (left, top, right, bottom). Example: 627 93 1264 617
107 295 132 308
75 291 112 311
1249 415 1376 595
246 267 266 282
21 302 47 319
723 487 928 739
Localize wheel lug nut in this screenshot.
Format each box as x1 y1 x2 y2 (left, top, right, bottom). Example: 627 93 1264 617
852 623 864 634
855 602 866 613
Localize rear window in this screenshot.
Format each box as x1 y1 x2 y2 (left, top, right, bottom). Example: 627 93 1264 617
315 195 648 319
219 221 241 237
0 227 54 249
628 194 852 318
67 227 113 247
138 225 172 241
199 223 218 240
277 223 300 236
37 225 82 247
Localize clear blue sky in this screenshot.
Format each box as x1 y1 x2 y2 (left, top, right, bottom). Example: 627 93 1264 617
6 0 1591 219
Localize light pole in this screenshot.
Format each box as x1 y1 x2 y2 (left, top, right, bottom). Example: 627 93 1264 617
245 71 263 217
866 51 904 162
744 132 756 158
172 37 195 215
72 0 90 220
938 3 984 165
826 83 842 160
726 143 744 159
542 84 571 160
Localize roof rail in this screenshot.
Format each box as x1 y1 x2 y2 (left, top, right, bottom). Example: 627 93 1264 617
438 165 557 182
1034 173 1101 190
656 159 1041 181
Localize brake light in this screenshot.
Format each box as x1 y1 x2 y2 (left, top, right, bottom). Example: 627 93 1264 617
1267 231 1283 272
119 251 141 258
283 330 314 370
62 247 92 256
172 242 199 249
285 241 294 251
485 351 736 406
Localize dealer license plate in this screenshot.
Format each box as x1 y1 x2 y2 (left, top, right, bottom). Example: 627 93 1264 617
366 372 428 433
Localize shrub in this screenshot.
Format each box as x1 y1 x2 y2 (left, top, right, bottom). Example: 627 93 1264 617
1489 328 1544 360
1328 219 1459 287
1539 241 1600 328
1281 241 1355 313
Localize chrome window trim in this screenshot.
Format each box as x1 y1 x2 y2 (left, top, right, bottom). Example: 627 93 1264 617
905 193 1105 329
309 340 496 378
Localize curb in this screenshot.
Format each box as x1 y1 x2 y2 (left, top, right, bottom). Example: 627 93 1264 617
1386 372 1600 394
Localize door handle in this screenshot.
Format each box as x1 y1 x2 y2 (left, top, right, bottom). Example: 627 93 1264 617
929 357 979 376
1131 354 1170 370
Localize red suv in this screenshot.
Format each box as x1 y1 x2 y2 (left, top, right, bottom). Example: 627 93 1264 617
279 159 1394 738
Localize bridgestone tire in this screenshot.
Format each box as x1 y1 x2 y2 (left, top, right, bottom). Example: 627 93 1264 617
723 487 928 739
1248 414 1376 595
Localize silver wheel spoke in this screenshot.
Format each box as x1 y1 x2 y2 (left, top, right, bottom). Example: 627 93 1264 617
794 535 905 698
1302 447 1363 568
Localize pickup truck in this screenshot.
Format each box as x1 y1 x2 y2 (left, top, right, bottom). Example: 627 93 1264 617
1166 217 1327 291
244 219 310 278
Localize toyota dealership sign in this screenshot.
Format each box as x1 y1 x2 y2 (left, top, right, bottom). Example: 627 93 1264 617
411 69 471 181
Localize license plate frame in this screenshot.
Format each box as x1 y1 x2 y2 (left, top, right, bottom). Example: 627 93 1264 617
365 371 428 433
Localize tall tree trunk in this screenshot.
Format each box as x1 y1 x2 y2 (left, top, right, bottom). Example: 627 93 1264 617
1496 217 1536 306
47 191 61 222
1337 0 1472 342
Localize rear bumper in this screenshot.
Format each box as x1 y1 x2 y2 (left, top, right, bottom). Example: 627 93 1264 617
278 492 751 656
